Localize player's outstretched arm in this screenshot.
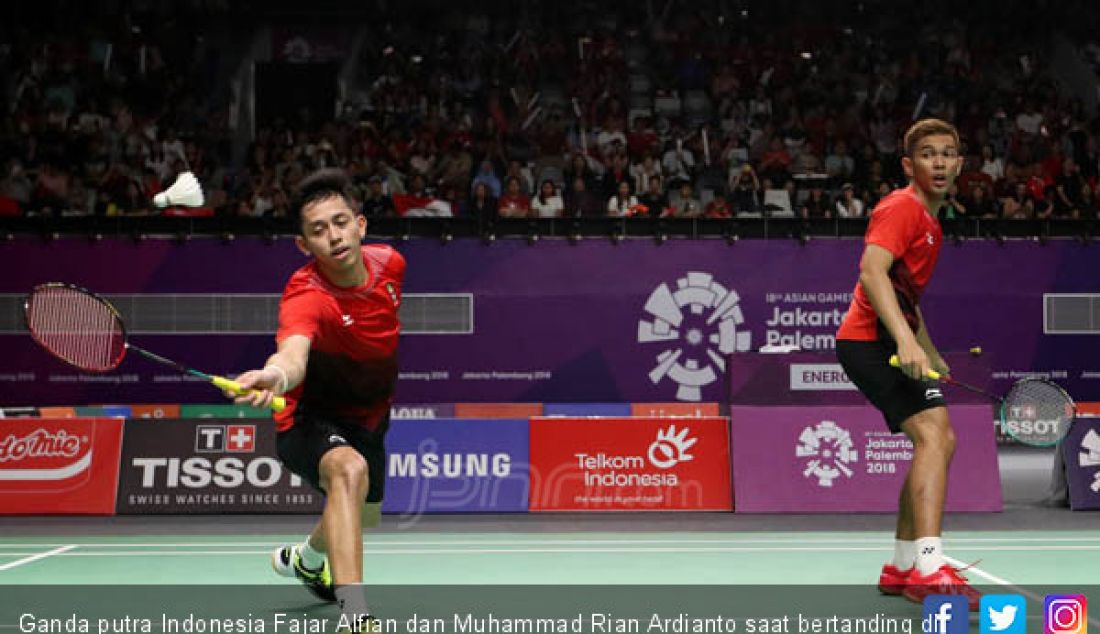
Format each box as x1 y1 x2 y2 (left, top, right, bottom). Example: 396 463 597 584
232 335 311 409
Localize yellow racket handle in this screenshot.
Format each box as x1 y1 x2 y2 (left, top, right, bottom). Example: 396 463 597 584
888 355 942 380
211 375 287 412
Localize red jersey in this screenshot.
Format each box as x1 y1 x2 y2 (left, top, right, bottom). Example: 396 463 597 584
836 186 942 341
274 244 405 432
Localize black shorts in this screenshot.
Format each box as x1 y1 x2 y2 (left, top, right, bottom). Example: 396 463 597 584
836 339 946 433
276 410 388 503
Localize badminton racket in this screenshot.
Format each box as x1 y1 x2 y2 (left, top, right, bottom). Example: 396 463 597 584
889 354 1074 446
24 283 285 412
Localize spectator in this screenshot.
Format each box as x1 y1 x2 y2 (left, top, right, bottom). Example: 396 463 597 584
1002 181 1036 219
801 187 831 219
498 177 532 218
704 195 733 219
666 182 703 218
530 179 564 218
661 140 695 187
729 164 761 214
564 176 601 218
362 176 396 218
979 144 1005 183
1052 158 1085 219
835 183 865 218
638 176 669 216
963 182 1000 219
607 181 640 218
468 182 499 225
825 141 855 184
630 154 663 196
471 160 502 198
759 136 793 188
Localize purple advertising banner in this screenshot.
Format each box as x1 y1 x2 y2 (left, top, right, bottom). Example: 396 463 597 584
1066 417 1100 510
729 405 1002 512
3 238 1099 407
381 418 529 515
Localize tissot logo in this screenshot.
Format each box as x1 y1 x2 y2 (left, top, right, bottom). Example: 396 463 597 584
195 425 256 454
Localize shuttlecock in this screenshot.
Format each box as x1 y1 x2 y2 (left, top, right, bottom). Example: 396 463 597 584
153 172 204 208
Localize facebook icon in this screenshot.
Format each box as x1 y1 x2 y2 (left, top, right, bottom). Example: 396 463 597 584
924 595 970 634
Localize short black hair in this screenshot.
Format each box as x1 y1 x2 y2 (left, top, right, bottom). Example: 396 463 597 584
289 168 358 232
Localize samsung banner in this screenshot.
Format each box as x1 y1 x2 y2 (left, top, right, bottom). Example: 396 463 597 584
382 418 529 514
2 239 1098 407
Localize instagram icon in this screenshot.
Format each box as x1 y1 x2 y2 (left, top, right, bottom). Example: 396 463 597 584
1045 595 1088 634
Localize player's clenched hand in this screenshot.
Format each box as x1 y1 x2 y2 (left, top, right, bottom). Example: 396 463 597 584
229 368 279 409
895 341 931 381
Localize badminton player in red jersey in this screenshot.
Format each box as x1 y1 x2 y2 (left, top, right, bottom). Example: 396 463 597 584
231 168 404 628
836 119 980 609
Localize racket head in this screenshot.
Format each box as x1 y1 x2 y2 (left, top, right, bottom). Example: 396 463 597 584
23 283 128 373
998 378 1077 447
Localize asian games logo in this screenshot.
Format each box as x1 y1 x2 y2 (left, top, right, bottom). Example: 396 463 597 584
796 421 858 488
1079 428 1100 493
637 272 752 401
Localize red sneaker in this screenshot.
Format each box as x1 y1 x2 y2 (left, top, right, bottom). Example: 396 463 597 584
878 564 912 595
902 564 982 610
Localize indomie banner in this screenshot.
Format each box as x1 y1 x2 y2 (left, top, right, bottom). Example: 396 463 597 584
2 239 1098 406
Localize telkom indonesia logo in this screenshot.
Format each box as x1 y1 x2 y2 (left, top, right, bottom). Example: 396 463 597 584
796 421 858 487
647 425 697 469
637 271 752 401
1079 429 1100 493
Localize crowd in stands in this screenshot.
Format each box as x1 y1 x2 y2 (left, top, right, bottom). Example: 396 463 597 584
4 0 1100 226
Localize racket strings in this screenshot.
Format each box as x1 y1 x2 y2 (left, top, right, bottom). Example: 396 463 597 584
1003 378 1076 433
27 286 125 372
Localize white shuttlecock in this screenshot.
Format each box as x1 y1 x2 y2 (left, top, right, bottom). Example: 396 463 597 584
153 172 204 208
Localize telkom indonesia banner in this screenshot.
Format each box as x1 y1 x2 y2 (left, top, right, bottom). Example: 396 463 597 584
3 239 1099 407
729 405 1002 512
0 418 124 514
529 417 732 511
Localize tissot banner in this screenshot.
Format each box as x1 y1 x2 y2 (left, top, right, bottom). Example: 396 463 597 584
115 419 322 514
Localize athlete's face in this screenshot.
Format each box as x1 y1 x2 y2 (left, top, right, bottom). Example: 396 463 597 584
296 195 366 283
903 133 961 200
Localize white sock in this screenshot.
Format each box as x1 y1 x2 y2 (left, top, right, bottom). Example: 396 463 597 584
298 541 325 571
914 536 946 576
892 539 916 570
336 584 371 618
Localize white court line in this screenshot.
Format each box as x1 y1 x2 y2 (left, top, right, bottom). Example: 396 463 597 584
0 544 1099 557
0 545 76 571
2 535 1100 549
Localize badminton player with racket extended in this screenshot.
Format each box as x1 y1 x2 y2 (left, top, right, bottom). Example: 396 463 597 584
835 119 981 608
229 168 403 630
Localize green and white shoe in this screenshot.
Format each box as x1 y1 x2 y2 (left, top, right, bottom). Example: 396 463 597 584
271 544 335 602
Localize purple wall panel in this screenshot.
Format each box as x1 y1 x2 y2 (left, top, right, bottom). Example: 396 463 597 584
2 238 1097 406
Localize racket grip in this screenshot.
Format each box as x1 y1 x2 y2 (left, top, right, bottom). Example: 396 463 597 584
888 354 942 380
211 375 287 412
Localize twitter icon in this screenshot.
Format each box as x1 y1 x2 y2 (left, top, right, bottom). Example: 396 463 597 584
982 595 1027 634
